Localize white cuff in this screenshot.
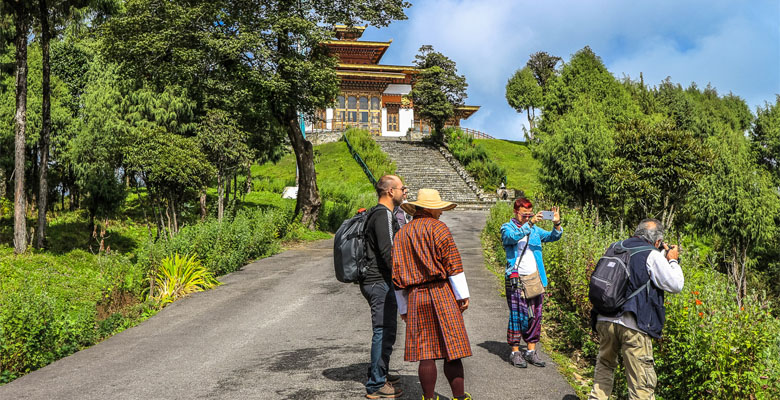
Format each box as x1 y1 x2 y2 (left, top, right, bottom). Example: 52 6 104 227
448 272 470 300
394 289 408 315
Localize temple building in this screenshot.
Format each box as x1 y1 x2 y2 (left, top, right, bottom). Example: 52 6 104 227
306 25 479 137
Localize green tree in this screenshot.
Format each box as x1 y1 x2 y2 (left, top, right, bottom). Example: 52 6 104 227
410 45 467 138
533 97 614 212
197 109 252 222
542 46 639 128
607 116 711 230
66 61 128 231
526 51 561 92
258 0 409 229
689 132 780 306
505 67 542 135
751 95 780 185
124 127 214 238
2 0 33 253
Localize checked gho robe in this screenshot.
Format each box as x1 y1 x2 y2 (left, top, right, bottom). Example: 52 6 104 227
392 211 472 362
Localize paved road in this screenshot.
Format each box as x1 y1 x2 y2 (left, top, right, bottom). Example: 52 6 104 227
0 211 577 400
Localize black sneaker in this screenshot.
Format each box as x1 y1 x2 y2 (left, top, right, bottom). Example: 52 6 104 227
510 351 527 368
386 373 400 384
524 350 546 367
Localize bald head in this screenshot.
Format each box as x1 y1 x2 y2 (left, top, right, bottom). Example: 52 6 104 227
375 175 400 197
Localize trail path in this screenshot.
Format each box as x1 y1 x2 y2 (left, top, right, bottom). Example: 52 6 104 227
0 211 577 399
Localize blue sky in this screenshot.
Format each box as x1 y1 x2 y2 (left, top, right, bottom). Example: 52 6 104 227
361 0 780 141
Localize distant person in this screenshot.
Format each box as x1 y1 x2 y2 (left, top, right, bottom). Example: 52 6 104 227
589 219 684 400
500 197 562 368
362 175 406 399
392 185 412 228
392 189 473 400
497 182 508 200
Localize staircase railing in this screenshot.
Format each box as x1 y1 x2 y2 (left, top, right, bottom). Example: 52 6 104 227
342 132 377 185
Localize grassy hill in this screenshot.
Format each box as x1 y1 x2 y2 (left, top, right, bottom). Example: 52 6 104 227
474 139 541 197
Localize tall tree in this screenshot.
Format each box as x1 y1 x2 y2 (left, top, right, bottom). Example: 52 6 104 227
505 66 542 135
4 0 32 253
197 109 251 222
409 45 467 137
258 0 409 229
526 51 560 92
751 95 780 185
690 132 780 306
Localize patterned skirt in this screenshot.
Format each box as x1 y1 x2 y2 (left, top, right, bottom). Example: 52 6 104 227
404 280 472 362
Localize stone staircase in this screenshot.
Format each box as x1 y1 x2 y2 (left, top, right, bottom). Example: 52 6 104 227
375 138 495 210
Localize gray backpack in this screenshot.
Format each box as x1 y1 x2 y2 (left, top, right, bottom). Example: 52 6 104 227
589 241 657 315
333 207 383 283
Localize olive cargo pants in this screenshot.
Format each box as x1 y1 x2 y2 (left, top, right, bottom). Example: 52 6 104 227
589 321 657 400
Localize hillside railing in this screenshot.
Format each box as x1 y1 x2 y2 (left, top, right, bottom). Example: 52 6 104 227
342 132 377 185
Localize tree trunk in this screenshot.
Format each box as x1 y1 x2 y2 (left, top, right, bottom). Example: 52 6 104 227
200 189 207 221
245 161 252 194
225 171 231 205
233 173 238 202
0 167 6 198
171 197 178 233
13 12 29 254
36 0 51 249
217 173 224 222
285 105 321 229
526 106 535 138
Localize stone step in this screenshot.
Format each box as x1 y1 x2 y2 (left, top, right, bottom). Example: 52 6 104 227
375 139 491 209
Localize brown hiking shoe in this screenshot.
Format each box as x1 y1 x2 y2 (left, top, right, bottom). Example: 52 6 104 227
524 350 546 367
366 382 404 399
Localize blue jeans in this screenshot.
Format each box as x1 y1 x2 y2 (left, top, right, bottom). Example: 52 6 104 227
360 281 398 393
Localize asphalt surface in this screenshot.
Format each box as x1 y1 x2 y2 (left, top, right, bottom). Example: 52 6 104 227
0 211 577 400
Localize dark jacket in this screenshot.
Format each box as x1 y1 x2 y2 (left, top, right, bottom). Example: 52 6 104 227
620 237 667 339
363 204 400 284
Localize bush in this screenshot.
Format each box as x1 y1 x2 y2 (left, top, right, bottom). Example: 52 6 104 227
481 202 780 399
343 128 396 179
136 207 286 277
149 253 220 307
0 248 143 379
441 128 506 190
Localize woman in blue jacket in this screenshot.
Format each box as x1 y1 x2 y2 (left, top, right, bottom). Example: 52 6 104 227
500 197 562 368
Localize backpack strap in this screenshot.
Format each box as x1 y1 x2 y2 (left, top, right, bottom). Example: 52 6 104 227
621 241 659 299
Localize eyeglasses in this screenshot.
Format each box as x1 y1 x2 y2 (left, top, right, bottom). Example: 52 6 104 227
392 186 408 192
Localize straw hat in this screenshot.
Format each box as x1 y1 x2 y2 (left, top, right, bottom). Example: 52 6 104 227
401 188 457 214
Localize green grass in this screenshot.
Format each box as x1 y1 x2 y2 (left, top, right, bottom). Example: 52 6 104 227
474 139 541 197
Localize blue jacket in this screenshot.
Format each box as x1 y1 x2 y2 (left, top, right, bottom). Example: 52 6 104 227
500 220 563 287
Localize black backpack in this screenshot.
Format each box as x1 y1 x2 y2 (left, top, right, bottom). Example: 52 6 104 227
333 207 383 283
589 240 657 315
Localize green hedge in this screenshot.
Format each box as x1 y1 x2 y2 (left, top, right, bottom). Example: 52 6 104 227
136 207 288 277
481 201 780 399
441 128 506 190
0 248 146 382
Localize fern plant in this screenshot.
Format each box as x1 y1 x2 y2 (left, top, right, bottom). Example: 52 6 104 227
149 253 220 307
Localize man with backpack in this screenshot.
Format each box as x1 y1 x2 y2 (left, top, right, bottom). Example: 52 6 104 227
589 219 684 400
361 175 406 399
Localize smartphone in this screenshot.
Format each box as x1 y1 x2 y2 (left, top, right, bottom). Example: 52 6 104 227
541 210 555 220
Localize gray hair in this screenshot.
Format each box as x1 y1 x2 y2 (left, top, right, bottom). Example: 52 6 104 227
634 218 664 244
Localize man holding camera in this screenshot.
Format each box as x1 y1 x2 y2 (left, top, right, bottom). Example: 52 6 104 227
589 218 684 400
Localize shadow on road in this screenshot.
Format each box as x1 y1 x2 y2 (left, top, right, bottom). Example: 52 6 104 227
322 362 369 383
477 340 527 362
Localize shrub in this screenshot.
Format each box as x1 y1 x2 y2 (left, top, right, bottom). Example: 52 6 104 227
441 128 506 190
0 248 143 379
343 128 396 179
481 202 780 399
149 253 220 307
136 207 285 277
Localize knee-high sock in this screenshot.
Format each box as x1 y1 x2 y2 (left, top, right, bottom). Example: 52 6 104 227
418 360 437 398
443 359 465 397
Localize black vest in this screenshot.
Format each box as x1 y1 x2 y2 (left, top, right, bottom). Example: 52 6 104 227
620 237 666 339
